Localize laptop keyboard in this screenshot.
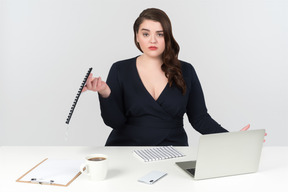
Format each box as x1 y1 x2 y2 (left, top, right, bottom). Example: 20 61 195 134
186 168 195 176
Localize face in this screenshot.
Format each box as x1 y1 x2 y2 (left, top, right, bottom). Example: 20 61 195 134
136 19 165 59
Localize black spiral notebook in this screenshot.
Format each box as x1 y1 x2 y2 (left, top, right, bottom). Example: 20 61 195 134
65 68 92 124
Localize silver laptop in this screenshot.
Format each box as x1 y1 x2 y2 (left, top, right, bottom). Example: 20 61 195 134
176 129 265 180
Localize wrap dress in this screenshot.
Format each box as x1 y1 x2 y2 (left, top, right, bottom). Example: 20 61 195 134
99 57 227 146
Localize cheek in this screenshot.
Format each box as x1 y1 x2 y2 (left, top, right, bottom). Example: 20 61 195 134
138 39 150 51
159 40 165 50
137 40 145 50
136 34 141 43
137 36 144 44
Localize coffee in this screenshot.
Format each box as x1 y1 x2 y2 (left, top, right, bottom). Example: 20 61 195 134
88 157 106 161
82 154 108 181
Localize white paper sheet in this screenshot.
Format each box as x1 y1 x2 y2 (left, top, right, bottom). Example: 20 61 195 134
20 159 83 186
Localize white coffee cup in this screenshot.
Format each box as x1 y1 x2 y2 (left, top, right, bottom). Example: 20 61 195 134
80 154 108 181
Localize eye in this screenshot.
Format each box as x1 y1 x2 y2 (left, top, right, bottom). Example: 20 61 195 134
157 33 164 37
143 33 149 37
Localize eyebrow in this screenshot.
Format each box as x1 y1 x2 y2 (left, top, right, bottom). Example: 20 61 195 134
141 28 164 33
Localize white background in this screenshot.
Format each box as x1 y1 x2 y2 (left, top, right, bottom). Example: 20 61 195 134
1 0 287 146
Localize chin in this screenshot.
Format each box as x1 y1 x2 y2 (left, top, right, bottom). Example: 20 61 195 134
144 52 163 59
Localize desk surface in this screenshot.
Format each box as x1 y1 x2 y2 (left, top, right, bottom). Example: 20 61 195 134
0 146 287 192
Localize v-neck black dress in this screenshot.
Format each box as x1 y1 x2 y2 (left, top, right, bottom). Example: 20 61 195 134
99 57 227 146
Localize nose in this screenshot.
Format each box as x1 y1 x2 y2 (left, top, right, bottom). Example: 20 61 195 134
150 35 157 43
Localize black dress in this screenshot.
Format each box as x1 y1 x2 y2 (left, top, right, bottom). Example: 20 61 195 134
99 57 227 146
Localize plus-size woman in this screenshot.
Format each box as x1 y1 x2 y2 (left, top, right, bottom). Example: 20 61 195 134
83 8 252 146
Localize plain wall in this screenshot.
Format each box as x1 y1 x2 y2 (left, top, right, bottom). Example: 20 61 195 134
1 0 287 146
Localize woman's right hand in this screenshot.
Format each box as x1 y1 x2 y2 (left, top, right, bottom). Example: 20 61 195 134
82 73 111 98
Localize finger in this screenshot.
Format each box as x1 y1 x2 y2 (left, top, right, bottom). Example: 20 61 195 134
91 77 99 91
82 86 87 92
87 73 93 82
240 124 250 131
263 132 267 143
97 77 102 88
86 73 93 89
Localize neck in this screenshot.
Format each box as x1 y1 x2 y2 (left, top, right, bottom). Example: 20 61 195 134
138 54 163 68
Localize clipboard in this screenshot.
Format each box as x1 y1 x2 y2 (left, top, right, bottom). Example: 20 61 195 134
16 158 83 187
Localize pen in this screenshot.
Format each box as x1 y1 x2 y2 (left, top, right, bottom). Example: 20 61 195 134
31 178 54 185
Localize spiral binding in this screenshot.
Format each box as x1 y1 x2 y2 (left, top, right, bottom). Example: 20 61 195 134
65 67 93 124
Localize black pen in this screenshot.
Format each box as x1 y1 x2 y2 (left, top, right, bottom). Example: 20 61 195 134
31 178 54 185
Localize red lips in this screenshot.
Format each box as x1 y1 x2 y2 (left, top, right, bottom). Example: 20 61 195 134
148 46 158 50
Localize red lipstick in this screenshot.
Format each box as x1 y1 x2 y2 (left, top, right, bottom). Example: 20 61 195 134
148 46 158 50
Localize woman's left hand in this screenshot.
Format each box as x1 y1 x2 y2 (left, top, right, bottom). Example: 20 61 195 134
240 124 267 142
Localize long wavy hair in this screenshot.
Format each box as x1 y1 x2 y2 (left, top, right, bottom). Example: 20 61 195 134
133 8 186 94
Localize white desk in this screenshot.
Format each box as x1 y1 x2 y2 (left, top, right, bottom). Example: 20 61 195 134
0 146 287 192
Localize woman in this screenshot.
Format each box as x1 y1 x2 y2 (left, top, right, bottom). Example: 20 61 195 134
83 8 250 146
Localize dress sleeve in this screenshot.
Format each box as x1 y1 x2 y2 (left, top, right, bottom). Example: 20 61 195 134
98 63 127 130
186 65 228 134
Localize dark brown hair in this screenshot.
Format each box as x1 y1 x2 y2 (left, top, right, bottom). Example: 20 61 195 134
133 8 186 94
